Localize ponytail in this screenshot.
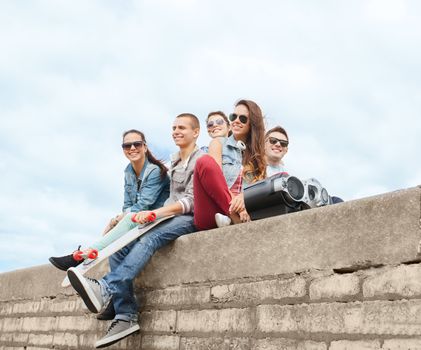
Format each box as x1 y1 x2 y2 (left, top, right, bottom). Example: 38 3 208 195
146 150 168 179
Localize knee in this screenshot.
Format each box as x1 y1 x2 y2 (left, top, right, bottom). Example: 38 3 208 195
138 235 160 255
196 155 214 173
121 212 133 223
109 255 120 271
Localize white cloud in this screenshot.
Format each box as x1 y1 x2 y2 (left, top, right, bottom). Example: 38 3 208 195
1 0 421 272
363 0 407 22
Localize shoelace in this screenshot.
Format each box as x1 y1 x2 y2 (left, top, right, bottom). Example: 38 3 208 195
86 277 101 286
107 320 119 333
107 319 129 333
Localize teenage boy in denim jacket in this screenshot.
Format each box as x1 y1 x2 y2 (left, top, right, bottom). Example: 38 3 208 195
67 113 204 348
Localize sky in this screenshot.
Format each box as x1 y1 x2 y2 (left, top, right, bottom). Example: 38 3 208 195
1 0 420 273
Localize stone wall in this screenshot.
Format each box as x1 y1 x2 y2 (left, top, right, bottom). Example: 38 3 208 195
1 186 421 350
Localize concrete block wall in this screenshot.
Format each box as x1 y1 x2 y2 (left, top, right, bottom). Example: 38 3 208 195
1 186 421 349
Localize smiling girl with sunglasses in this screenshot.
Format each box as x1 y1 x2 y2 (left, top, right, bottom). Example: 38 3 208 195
49 129 170 272
206 111 231 139
193 99 266 230
200 111 231 154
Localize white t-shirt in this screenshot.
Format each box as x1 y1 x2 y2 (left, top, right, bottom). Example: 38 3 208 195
266 163 287 177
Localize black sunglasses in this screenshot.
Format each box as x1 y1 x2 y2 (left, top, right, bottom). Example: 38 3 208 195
268 137 289 147
121 141 145 150
229 113 248 124
207 118 226 128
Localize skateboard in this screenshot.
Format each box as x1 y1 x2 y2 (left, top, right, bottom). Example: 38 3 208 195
61 213 174 287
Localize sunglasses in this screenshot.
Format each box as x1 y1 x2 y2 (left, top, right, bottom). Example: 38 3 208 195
229 113 248 124
268 137 289 147
207 118 226 128
121 141 145 150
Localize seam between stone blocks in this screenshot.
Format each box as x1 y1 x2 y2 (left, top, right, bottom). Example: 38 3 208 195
419 185 421 230
417 186 421 255
174 309 181 350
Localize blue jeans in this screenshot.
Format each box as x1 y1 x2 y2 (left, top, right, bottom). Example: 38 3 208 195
100 214 196 321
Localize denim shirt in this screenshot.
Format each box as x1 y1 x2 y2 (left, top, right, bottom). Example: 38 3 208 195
123 159 170 213
220 135 244 189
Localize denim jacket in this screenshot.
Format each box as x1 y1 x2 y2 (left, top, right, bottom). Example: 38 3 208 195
123 159 170 213
220 135 244 189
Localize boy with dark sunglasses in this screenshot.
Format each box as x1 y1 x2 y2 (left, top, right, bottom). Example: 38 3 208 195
265 126 289 177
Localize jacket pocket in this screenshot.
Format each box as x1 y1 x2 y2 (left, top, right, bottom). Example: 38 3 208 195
172 172 185 184
222 154 235 165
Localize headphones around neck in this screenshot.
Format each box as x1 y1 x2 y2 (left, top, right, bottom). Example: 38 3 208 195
237 140 246 151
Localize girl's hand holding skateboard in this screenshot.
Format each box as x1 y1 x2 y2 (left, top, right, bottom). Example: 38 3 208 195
131 211 156 224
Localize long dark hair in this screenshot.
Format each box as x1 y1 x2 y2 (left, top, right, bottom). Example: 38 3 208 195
122 129 168 179
235 100 266 182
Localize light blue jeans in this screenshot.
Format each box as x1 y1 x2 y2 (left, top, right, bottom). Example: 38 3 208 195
100 215 196 321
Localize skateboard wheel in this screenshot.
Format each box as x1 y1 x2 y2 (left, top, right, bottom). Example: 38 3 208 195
131 214 138 223
87 249 98 259
73 250 84 261
148 212 157 222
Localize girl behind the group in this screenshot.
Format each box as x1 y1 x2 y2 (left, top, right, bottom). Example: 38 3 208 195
200 111 231 153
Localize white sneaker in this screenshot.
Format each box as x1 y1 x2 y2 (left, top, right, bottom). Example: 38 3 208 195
215 213 231 228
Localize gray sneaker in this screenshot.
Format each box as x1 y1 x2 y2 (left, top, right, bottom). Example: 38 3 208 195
67 267 108 313
95 319 140 348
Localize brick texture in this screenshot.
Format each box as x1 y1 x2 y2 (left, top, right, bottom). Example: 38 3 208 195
141 335 180 350
27 334 54 347
180 337 250 350
257 299 421 335
363 265 421 298
52 332 78 347
177 308 254 333
211 277 306 304
139 310 177 333
329 340 381 350
144 285 210 308
252 338 327 350
382 338 421 349
2 188 421 349
309 274 360 300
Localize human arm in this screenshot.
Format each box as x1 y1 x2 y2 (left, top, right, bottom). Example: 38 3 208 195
208 138 223 168
132 201 184 224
